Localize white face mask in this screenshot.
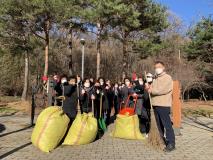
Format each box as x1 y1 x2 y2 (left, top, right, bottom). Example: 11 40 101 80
155 68 164 75
147 77 153 83
84 82 90 88
61 79 67 84
96 90 100 94
125 82 130 86
139 80 143 85
100 81 104 85
53 76 58 81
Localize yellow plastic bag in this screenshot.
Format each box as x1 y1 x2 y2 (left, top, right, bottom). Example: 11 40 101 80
31 106 70 152
111 114 145 140
63 112 98 145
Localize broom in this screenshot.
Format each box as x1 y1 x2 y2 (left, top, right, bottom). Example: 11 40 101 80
144 71 164 150
98 92 107 132
76 82 81 114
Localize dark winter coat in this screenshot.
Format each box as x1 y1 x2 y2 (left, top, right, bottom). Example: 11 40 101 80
99 85 109 110
53 81 62 96
120 86 134 102
133 81 145 115
105 87 114 110
93 86 108 119
113 87 121 114
79 86 96 113
62 84 78 119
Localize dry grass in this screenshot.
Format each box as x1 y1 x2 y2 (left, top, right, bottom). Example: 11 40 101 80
0 96 20 103
0 95 45 115
6 101 31 113
0 106 18 114
182 101 213 118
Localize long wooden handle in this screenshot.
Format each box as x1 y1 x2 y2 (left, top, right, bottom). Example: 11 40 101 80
76 83 81 113
92 99 94 114
100 94 103 118
77 99 81 113
61 85 64 108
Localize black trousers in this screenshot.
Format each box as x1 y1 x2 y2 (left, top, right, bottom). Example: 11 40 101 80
94 100 100 119
153 106 175 146
138 116 150 134
113 97 119 115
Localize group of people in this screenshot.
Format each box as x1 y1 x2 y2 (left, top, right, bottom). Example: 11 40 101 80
48 61 176 152
51 73 152 135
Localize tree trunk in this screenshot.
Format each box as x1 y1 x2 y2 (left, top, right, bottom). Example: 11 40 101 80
21 51 29 101
68 29 73 76
122 31 128 80
96 41 101 79
44 20 50 77
96 22 101 79
44 40 49 76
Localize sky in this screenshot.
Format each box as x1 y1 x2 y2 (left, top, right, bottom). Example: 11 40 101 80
155 0 213 27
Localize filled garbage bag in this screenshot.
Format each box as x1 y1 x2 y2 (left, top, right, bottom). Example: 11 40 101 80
111 114 145 140
31 106 70 152
63 112 98 145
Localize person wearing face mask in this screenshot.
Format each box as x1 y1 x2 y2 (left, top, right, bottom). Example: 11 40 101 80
113 83 121 116
142 72 153 134
98 77 106 90
105 80 114 125
97 77 109 123
52 73 62 106
90 77 95 86
93 81 101 119
145 61 175 152
60 74 68 98
79 78 96 113
146 73 153 84
61 75 68 86
76 75 82 99
133 76 150 135
120 78 134 103
62 76 78 123
76 75 82 85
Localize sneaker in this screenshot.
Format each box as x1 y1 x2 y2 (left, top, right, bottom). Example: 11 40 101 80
163 144 175 152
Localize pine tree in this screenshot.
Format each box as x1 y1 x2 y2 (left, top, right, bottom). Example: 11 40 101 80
111 0 168 77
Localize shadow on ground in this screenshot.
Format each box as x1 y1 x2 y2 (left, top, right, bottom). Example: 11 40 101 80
0 123 6 133
0 125 33 138
0 142 32 159
183 117 213 132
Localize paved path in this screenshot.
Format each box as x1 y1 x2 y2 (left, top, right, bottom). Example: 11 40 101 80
0 113 213 160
